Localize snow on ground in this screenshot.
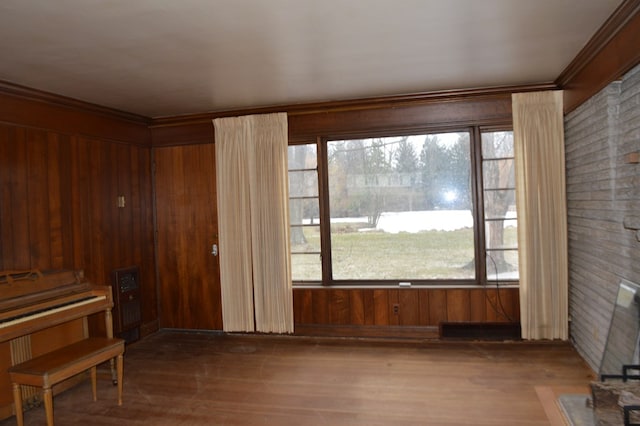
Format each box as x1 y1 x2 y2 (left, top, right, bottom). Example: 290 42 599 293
318 210 516 234
375 210 473 233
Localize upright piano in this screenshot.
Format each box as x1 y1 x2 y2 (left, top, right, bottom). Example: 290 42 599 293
0 269 114 419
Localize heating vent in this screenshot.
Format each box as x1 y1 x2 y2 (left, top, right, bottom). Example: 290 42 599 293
112 266 141 344
439 322 521 340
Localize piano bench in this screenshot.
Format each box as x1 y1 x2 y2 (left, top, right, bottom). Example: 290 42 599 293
8 337 124 426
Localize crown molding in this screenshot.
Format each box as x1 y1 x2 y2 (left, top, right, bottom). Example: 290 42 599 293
0 79 151 126
556 0 640 90
149 83 557 129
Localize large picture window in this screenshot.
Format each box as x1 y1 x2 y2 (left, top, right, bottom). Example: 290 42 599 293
287 128 518 286
328 133 474 280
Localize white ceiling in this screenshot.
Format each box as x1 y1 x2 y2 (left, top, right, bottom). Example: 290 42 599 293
0 0 623 118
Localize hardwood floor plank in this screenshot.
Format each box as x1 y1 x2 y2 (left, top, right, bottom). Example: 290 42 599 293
0 331 596 426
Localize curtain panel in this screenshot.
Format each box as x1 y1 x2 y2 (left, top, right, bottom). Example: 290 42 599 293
214 113 293 333
512 91 569 340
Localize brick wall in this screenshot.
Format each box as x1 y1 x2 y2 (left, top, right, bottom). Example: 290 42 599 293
565 64 640 372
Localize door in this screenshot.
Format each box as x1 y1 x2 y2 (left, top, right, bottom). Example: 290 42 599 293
154 144 222 329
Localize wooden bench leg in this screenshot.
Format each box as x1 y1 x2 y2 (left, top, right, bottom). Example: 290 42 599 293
12 383 24 426
43 387 54 426
116 354 123 406
91 366 97 402
109 358 117 384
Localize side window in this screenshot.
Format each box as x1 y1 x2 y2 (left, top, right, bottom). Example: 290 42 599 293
481 131 519 281
288 143 321 282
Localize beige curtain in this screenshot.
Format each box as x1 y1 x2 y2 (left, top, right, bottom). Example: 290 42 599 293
214 113 293 333
513 91 568 340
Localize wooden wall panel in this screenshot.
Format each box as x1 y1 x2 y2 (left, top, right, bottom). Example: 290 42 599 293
329 289 350 325
46 133 66 268
398 289 420 326
293 289 313 324
428 289 448 326
149 90 519 147
349 289 365 325
362 290 375 326
469 289 487 322
446 289 471 322
26 128 52 267
418 290 430 325
150 121 214 147
154 144 222 330
293 287 519 338
0 85 149 145
0 127 156 297
148 91 521 337
0 92 156 420
70 137 157 331
497 288 520 323
288 96 513 140
373 289 389 325
312 290 329 324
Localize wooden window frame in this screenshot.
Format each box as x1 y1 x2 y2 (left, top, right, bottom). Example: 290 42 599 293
288 124 518 288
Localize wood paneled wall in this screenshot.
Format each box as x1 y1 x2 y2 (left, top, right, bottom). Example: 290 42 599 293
0 87 157 419
293 287 519 338
0 89 157 333
150 87 529 147
151 92 522 338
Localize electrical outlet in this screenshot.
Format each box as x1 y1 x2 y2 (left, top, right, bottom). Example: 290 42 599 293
393 304 399 315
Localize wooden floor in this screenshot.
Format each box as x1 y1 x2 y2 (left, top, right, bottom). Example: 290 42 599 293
0 330 596 425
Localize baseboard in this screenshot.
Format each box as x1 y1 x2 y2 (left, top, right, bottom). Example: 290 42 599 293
139 320 159 338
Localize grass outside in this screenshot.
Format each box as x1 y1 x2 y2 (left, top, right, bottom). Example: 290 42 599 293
291 223 518 281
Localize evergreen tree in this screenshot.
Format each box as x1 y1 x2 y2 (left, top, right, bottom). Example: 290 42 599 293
419 135 444 209
394 137 417 173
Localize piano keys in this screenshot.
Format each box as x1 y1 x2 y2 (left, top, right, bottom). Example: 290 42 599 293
0 269 114 343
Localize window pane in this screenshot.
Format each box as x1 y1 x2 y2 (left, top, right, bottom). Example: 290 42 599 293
482 159 515 189
327 133 475 280
481 131 513 159
289 170 318 197
291 226 321 281
483 189 516 220
288 144 317 169
485 220 518 249
288 143 320 282
486 249 519 280
291 253 322 281
290 225 321 253
482 130 518 281
289 198 319 226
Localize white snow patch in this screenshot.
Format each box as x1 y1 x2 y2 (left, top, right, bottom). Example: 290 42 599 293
375 210 473 233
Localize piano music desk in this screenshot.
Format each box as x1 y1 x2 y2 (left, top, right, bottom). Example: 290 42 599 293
8 337 124 426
